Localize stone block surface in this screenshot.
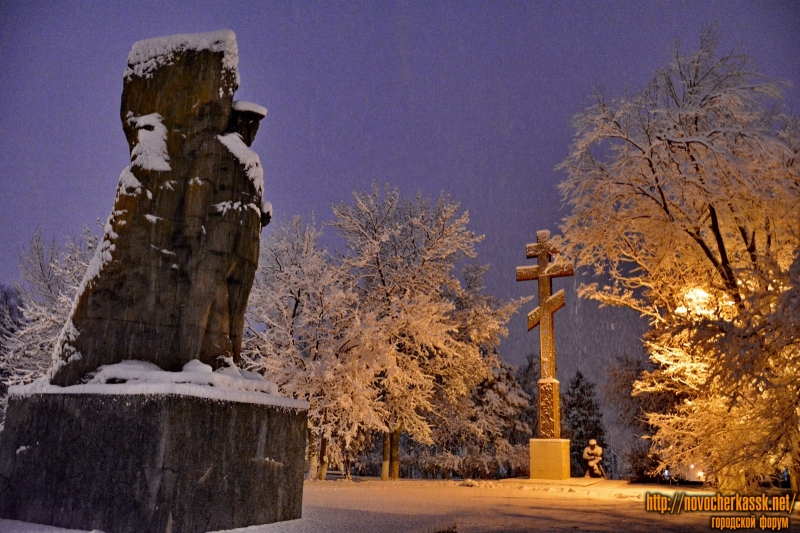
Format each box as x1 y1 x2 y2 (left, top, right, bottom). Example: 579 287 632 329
0 392 306 533
529 438 571 481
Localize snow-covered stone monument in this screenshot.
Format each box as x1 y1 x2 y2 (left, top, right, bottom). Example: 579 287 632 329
516 230 574 480
52 29 271 385
0 30 307 533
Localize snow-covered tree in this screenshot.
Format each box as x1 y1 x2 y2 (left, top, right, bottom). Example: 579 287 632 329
640 254 800 489
561 371 607 477
411 264 530 479
0 228 96 429
429 264 530 476
330 184 490 479
1 228 96 387
558 27 800 490
514 353 539 439
446 264 524 360
243 216 386 479
427 359 530 479
0 283 22 428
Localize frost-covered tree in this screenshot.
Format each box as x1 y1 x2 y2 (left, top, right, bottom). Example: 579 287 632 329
640 254 800 489
1 228 96 387
0 228 96 429
330 184 490 479
429 360 530 479
561 371 607 477
243 217 386 479
559 27 800 490
0 283 22 427
412 264 529 479
446 264 524 360
248 188 523 481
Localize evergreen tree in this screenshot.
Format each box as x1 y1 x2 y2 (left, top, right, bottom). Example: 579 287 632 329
0 284 22 333
561 370 606 477
514 353 539 439
419 358 531 479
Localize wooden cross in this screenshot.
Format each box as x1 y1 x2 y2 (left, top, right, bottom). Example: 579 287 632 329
516 230 574 438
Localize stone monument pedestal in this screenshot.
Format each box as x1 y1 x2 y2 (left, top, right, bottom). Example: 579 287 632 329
0 387 307 533
529 438 571 480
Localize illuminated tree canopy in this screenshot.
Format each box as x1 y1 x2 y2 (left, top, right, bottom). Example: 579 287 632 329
559 28 800 490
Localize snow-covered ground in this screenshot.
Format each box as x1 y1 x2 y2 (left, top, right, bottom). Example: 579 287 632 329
5 477 795 533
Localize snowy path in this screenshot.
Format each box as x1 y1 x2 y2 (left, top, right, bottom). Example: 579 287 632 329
2 478 797 532
248 478 715 532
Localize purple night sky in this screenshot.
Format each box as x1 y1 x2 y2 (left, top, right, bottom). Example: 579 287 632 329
1 1 798 377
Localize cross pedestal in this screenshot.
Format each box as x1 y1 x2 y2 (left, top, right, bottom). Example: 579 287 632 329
516 230 574 480
529 439 571 480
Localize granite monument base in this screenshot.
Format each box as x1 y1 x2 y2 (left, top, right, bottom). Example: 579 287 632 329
0 390 307 533
529 438 571 481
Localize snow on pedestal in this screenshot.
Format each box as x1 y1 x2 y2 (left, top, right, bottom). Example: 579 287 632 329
0 360 309 533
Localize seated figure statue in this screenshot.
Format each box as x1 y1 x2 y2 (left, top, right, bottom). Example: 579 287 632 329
583 439 605 478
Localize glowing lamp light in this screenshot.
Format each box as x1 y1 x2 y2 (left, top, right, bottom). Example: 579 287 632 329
685 287 710 300
675 286 727 318
684 287 712 314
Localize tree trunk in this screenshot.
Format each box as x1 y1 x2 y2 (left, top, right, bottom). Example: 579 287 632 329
317 436 328 481
307 428 318 481
381 431 390 480
344 454 352 481
390 422 403 480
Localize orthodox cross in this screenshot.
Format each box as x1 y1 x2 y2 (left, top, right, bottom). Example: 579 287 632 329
516 229 574 439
